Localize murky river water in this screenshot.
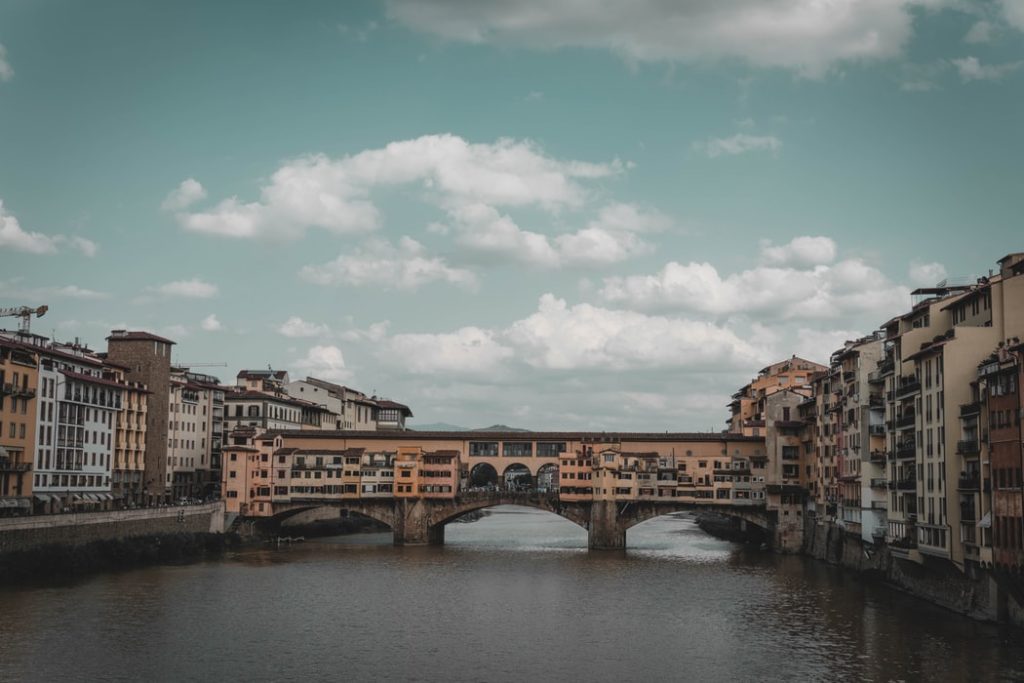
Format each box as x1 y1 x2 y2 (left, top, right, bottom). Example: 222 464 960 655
1 507 1022 682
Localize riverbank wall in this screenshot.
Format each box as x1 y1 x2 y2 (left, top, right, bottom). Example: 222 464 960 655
803 516 1024 627
0 502 226 554
0 503 233 581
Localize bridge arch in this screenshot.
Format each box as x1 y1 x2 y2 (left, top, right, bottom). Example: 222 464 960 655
267 503 396 530
431 496 589 530
617 503 771 536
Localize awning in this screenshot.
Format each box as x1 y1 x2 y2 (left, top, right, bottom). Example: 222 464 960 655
34 494 56 504
0 499 17 508
978 511 992 528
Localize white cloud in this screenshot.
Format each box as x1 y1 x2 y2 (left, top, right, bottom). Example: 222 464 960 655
760 236 837 267
0 201 59 254
174 134 623 240
155 278 218 298
952 56 1023 81
446 202 665 267
0 43 13 82
0 280 109 300
66 236 98 258
338 321 390 342
908 261 947 287
525 90 544 101
1001 0 1024 30
291 345 353 382
599 253 909 321
506 294 768 371
964 20 993 43
384 327 514 374
695 134 782 158
0 201 101 256
300 237 478 290
386 0 938 78
278 316 331 338
200 314 223 332
161 178 207 211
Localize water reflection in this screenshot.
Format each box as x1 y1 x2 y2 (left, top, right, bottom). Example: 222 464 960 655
0 506 1021 682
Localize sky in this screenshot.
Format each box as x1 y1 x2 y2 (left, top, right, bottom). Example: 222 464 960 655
1 0 1022 431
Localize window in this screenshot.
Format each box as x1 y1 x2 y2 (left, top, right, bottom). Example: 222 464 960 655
469 442 498 457
536 442 566 457
503 442 532 457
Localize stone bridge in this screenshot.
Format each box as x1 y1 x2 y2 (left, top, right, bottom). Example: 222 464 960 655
263 492 782 550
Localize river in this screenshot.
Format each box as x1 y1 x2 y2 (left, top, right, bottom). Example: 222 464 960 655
1 507 1022 682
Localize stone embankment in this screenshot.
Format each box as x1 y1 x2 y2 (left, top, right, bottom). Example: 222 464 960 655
0 503 234 581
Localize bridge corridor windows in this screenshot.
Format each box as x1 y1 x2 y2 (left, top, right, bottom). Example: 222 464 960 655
536 442 566 457
469 442 498 457
503 442 532 457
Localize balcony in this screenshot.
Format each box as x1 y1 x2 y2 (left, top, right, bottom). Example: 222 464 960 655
895 379 921 400
878 358 895 376
895 441 916 459
957 440 980 456
894 476 917 491
870 478 888 489
0 457 31 472
957 473 981 491
959 402 981 418
869 424 886 436
895 412 916 429
869 450 887 464
959 505 977 523
843 371 856 382
868 395 884 408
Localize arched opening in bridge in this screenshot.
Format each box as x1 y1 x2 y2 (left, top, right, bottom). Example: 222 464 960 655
535 463 559 493
443 504 587 548
624 511 767 549
502 464 532 492
272 506 393 537
469 462 499 489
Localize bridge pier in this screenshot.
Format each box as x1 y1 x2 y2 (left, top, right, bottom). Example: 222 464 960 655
588 500 626 550
391 499 445 546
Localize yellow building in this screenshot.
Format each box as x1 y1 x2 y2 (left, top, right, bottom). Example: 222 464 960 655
0 339 38 514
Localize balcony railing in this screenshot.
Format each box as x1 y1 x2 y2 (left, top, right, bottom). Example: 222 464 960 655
957 474 981 491
869 424 885 436
895 379 921 399
895 413 916 429
870 478 888 489
894 476 917 491
895 441 916 458
869 450 887 464
957 440 980 456
959 402 981 418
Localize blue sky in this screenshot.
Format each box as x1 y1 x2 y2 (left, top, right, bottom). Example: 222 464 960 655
1 0 1022 430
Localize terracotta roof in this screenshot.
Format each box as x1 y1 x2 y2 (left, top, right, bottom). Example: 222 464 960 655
60 368 128 391
106 330 176 345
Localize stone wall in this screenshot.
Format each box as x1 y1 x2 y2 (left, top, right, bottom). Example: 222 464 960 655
803 515 1024 626
0 503 224 554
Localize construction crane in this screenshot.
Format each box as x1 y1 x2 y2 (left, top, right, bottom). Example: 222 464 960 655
0 305 48 334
